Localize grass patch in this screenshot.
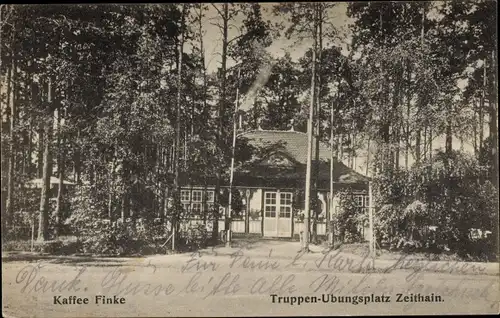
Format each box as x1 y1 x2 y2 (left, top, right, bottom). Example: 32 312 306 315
2 239 83 255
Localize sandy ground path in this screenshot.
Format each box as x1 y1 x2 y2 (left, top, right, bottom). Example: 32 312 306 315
3 241 499 317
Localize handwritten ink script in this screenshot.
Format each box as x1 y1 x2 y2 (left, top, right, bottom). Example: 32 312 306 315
16 262 87 294
12 246 499 313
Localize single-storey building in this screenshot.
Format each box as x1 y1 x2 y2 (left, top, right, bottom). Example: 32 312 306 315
178 128 370 240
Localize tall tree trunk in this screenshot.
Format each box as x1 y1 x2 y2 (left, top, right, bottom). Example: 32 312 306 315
28 79 37 179
391 65 403 170
429 126 433 162
423 126 427 161
54 108 65 237
397 63 405 170
198 6 209 124
108 147 117 220
366 137 371 176
155 143 161 218
27 115 33 178
338 134 343 162
312 3 322 244
121 159 130 221
74 128 81 183
160 146 167 218
37 123 44 178
351 134 356 169
89 161 95 187
184 128 188 171
415 3 427 166
489 50 498 187
21 71 30 177
2 62 10 230
405 61 411 169
473 98 478 156
213 3 229 242
0 5 3 75
6 55 16 228
0 5 6 236
302 3 318 251
479 59 486 152
38 78 54 242
415 131 421 164
395 127 400 169
378 8 390 173
445 120 452 155
173 4 187 249
328 98 335 241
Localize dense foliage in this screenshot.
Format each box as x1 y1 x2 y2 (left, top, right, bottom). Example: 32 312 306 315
1 3 497 258
334 190 365 243
374 151 498 260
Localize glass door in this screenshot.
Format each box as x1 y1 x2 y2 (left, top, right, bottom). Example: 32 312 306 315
263 191 293 237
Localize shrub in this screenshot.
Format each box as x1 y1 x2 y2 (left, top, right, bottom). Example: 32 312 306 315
292 189 321 221
219 188 244 218
35 240 64 254
179 223 209 251
249 209 262 220
2 237 83 255
335 190 364 243
2 240 32 252
73 218 170 255
64 185 169 255
373 150 498 260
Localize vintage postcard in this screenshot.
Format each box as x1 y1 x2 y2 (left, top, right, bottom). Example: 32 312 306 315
1 2 499 317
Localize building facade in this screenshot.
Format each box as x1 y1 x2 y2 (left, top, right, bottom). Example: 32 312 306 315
180 129 371 240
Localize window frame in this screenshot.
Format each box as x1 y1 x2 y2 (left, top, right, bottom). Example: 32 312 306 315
180 188 214 216
279 192 292 218
264 192 277 218
354 195 363 207
352 194 370 208
180 190 191 202
264 191 293 219
192 190 203 203
332 193 370 215
206 190 214 203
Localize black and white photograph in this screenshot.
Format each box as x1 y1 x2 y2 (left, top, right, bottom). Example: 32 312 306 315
1 2 498 317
